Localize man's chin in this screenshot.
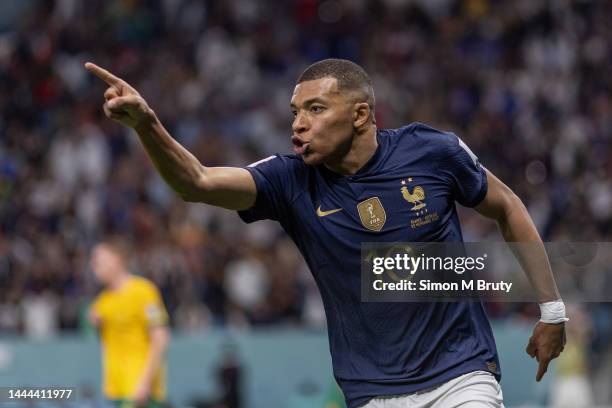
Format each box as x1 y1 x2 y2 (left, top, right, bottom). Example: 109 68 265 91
300 152 323 166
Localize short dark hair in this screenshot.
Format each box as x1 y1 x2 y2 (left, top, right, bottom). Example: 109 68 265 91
297 58 375 109
98 235 131 262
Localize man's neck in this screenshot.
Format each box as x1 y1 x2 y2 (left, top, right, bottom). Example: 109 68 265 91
108 273 131 291
324 126 378 176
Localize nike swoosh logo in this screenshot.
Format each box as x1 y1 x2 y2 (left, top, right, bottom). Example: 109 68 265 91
317 206 343 217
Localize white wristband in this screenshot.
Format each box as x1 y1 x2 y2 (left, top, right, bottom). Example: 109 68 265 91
539 300 569 324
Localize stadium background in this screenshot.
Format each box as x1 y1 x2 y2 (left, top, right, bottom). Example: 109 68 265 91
0 0 610 407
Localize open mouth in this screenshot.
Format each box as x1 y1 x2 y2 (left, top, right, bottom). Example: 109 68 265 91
292 136 310 155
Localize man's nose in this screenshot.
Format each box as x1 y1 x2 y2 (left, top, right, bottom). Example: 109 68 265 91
292 112 308 133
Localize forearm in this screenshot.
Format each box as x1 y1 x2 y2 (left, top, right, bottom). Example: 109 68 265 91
497 199 560 303
139 328 170 388
134 114 206 201
85 63 257 209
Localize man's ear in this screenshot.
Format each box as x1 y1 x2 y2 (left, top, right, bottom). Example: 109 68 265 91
353 102 371 129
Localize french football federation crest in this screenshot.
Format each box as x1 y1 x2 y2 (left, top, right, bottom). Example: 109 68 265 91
400 178 438 228
401 183 426 211
357 197 386 231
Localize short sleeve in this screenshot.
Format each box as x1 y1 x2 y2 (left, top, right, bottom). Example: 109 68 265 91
441 134 488 207
238 154 300 223
140 283 168 327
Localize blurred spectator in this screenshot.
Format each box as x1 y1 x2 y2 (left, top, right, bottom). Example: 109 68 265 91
21 290 59 338
217 344 243 408
550 304 594 407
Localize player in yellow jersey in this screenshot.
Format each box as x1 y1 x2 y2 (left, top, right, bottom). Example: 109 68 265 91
89 238 171 408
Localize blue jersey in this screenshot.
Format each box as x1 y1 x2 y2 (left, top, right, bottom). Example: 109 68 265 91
238 123 500 408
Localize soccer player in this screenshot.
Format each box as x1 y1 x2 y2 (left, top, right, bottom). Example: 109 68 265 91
89 238 171 408
85 59 566 407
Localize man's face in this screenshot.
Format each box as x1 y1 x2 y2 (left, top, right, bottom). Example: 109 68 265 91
90 244 122 285
290 77 356 166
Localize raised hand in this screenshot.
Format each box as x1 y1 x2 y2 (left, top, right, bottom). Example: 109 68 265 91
85 62 155 129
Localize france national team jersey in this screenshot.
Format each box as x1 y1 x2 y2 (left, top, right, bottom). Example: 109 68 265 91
238 123 500 408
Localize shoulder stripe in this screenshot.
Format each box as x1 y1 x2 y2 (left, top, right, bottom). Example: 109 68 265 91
247 155 276 167
457 137 479 166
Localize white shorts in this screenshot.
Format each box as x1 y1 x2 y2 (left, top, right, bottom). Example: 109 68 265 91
360 371 505 408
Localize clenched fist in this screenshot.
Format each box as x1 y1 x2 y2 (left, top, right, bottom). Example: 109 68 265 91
85 62 155 129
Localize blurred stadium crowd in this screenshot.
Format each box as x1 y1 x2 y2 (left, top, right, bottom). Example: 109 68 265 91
0 0 611 404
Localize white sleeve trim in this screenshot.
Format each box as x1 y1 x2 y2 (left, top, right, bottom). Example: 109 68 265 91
247 155 276 168
457 137 479 166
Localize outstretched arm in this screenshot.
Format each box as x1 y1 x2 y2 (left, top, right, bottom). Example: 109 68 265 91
475 169 566 382
85 62 256 210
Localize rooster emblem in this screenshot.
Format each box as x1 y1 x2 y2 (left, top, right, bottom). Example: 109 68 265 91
401 185 426 211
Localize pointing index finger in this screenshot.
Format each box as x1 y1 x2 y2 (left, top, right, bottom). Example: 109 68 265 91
536 357 549 381
85 62 122 86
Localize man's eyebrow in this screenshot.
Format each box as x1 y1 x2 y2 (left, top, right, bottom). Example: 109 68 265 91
290 97 327 108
